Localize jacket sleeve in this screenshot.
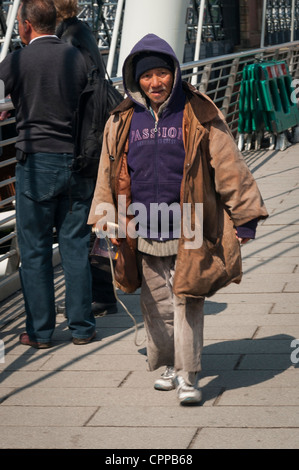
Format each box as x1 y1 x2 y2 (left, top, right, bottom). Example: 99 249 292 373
236 218 258 239
0 53 15 97
208 117 268 227
87 116 116 226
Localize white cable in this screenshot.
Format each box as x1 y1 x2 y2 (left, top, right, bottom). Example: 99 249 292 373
105 236 145 347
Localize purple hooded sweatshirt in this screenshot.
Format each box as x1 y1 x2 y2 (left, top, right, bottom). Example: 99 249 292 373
122 34 257 241
122 34 186 241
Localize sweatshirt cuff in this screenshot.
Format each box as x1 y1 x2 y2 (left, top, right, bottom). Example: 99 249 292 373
236 218 258 239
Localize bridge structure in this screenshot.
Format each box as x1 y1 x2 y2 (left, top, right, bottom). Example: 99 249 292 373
0 0 299 302
0 0 299 300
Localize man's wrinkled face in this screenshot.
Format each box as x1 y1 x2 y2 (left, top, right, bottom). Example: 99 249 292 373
139 67 174 111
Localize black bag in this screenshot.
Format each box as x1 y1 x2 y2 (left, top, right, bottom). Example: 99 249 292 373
72 67 124 178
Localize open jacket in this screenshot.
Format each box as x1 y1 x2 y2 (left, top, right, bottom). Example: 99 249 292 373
88 35 268 298
88 84 268 297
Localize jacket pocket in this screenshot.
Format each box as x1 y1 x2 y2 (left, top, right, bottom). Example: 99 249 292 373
173 233 242 298
197 238 228 296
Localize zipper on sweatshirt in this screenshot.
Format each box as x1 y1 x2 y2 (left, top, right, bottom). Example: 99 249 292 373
149 106 158 133
149 107 160 235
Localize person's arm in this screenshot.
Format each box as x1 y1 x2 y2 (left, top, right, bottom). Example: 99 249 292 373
236 218 258 245
208 117 268 226
0 52 16 99
87 116 117 227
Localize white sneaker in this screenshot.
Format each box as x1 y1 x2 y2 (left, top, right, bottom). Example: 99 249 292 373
175 375 202 405
154 366 176 391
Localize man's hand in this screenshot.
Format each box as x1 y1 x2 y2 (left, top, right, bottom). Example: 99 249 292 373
110 237 122 247
92 223 122 247
237 236 251 245
0 110 11 121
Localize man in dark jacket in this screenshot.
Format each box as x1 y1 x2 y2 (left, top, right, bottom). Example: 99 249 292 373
54 0 117 316
0 0 96 347
54 0 106 77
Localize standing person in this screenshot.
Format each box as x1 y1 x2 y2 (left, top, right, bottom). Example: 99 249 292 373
0 0 96 348
88 34 268 405
54 0 106 78
54 0 118 316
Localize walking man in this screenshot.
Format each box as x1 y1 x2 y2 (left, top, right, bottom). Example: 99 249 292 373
88 34 268 404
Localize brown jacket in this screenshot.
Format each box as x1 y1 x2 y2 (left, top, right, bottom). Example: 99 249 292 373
88 83 268 297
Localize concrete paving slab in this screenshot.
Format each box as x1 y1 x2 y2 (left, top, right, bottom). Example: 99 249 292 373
0 354 52 371
271 301 299 314
0 370 130 388
0 388 15 403
38 353 147 371
88 405 299 428
204 313 299 326
2 336 142 356
122 367 299 393
210 292 299 306
239 242 299 258
0 405 98 426
0 426 198 449
242 258 299 274
284 280 299 292
204 301 271 315
218 275 290 294
95 314 144 328
0 386 214 407
200 354 239 370
191 428 299 449
197 369 299 388
0 143 299 449
203 338 295 354
216 386 299 406
203 325 259 340
253 325 299 338
237 353 294 370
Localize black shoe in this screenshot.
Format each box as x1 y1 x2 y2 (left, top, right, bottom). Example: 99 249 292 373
72 331 96 345
20 332 52 349
92 302 118 316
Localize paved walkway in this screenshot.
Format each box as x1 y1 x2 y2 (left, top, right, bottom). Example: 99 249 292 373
0 142 298 450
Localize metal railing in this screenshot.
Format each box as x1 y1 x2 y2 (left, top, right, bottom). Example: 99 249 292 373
181 40 299 135
0 1 121 52
1 40 299 301
112 42 299 136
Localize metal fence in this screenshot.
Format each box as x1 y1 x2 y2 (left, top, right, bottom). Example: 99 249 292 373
1 40 299 301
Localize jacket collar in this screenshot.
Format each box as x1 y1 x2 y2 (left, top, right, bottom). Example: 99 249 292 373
182 82 219 124
29 35 59 45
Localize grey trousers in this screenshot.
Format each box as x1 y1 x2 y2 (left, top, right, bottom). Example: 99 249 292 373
140 254 204 386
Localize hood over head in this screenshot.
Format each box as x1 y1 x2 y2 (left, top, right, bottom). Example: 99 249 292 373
122 33 183 112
